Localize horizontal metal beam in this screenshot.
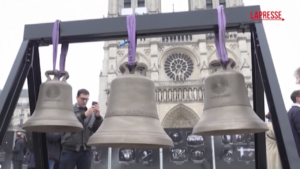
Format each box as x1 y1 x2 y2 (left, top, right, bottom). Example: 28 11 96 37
23 6 261 44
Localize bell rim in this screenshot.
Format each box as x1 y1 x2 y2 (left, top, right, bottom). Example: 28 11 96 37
22 126 83 133
87 135 174 148
192 128 269 136
87 143 173 148
192 122 269 136
22 120 83 132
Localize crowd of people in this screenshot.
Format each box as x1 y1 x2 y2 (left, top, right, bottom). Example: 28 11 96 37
11 89 103 169
265 67 300 169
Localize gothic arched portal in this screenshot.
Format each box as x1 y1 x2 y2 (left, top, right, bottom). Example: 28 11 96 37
161 104 200 128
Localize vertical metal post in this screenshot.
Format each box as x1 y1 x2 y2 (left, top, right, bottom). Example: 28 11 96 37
108 147 112 169
252 23 300 169
251 34 267 169
27 45 49 169
159 148 163 169
0 41 31 144
211 136 216 169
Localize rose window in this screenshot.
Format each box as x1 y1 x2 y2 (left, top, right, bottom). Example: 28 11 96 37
164 53 194 81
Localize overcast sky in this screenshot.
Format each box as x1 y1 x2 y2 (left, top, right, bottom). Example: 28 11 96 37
0 0 298 112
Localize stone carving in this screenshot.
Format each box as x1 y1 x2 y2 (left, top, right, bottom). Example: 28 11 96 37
229 44 238 50
240 59 250 70
161 104 200 128
162 35 193 43
108 65 117 74
206 32 237 40
117 50 124 57
144 48 151 56
153 81 253 103
155 87 204 103
164 53 194 81
192 44 199 52
158 46 165 53
206 45 214 51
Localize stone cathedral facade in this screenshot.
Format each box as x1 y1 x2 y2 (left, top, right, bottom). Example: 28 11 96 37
99 0 252 128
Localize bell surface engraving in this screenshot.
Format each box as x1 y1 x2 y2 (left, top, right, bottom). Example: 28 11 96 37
210 76 228 94
45 85 60 99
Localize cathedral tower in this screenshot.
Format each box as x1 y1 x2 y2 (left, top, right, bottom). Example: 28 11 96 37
99 0 252 128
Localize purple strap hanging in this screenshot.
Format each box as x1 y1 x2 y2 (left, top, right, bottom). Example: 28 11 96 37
52 20 60 72
59 43 69 77
52 20 69 78
126 15 136 66
214 6 229 67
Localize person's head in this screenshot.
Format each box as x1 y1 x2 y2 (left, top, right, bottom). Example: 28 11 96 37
265 112 271 120
16 131 22 138
290 90 300 104
294 68 300 84
76 89 90 107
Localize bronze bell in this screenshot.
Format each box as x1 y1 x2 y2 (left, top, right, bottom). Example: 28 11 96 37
193 60 268 136
88 62 173 148
22 70 83 132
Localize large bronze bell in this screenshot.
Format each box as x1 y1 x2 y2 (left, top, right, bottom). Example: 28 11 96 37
193 60 268 135
88 62 173 148
22 70 83 132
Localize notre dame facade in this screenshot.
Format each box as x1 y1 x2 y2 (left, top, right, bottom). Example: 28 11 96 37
98 0 253 128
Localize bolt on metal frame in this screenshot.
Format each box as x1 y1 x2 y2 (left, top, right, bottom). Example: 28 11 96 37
0 5 298 169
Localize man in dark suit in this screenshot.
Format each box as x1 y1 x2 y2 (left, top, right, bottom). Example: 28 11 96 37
12 132 26 169
287 90 300 156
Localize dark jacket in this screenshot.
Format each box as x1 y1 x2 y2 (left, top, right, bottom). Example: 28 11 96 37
25 150 35 168
12 137 25 161
61 104 103 151
47 133 62 160
287 105 300 156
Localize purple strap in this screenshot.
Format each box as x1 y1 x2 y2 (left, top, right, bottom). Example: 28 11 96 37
52 20 69 78
52 20 60 72
126 15 136 65
214 6 229 67
59 43 69 78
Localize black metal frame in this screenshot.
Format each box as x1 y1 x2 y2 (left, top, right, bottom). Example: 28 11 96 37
0 5 298 169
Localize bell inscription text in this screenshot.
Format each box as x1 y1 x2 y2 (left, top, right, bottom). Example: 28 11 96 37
45 85 60 99
209 76 231 99
210 77 229 94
